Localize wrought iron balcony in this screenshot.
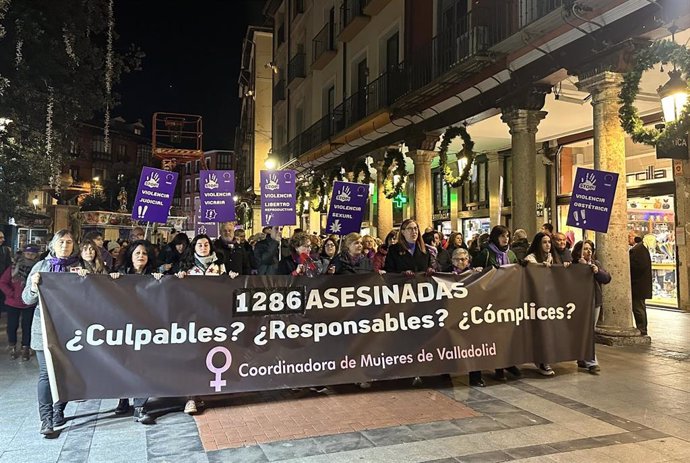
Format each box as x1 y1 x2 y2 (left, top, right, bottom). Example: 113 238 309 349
339 0 369 42
287 53 306 85
312 22 336 70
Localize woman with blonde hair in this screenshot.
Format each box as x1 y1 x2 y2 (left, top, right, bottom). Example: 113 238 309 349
331 233 374 274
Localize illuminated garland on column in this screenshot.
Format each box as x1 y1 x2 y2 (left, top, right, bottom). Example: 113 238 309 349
382 148 407 198
103 0 114 153
46 86 61 193
14 20 22 69
437 125 475 188
351 158 372 184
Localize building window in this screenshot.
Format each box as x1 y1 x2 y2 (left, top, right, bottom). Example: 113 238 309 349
185 162 191 175
195 160 201 173
217 152 232 170
461 158 488 210
136 144 152 165
69 166 80 182
116 144 127 162
503 155 512 206
184 197 191 209
185 179 191 194
205 157 212 169
92 168 106 181
69 140 79 156
194 177 199 192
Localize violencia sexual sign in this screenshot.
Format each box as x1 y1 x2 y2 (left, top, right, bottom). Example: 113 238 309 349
325 181 369 235
566 167 619 233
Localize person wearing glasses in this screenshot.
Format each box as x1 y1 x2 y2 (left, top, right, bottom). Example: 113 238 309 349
383 219 433 275
277 232 319 277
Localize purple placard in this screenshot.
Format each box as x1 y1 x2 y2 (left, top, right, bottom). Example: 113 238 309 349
566 167 619 233
132 167 178 224
261 170 296 226
200 170 235 223
325 181 369 235
194 209 219 238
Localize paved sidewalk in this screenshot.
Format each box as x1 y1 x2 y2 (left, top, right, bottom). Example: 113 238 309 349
2 308 690 462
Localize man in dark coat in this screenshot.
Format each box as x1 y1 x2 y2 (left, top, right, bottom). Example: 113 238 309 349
213 222 251 275
629 231 652 335
254 226 282 275
552 232 573 264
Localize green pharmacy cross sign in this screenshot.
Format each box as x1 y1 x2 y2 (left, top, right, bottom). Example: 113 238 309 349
393 193 408 209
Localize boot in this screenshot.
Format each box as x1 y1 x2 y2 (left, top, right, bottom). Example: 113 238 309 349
8 345 17 360
21 346 31 361
39 419 54 436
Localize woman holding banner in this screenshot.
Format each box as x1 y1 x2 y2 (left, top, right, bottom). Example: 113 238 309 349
472 226 523 382
277 232 322 277
331 233 374 274
75 239 109 276
110 240 163 425
22 229 80 436
572 240 610 374
383 219 433 275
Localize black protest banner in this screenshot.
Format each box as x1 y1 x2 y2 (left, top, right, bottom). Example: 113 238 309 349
39 265 595 401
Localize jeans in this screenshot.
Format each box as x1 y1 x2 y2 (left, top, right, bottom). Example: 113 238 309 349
632 298 648 334
581 305 600 368
6 306 35 346
36 351 66 422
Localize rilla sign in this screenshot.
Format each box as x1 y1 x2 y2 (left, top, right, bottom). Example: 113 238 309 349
39 266 595 401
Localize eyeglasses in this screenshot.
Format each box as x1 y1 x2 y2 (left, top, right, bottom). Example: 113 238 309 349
403 227 419 232
452 257 469 261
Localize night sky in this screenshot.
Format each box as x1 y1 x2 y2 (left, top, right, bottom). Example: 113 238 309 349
114 0 266 150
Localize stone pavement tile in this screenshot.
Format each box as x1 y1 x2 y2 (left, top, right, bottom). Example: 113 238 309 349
56 448 90 463
503 443 559 459
464 399 521 414
512 423 587 444
207 445 268 463
89 440 147 462
259 437 324 461
548 436 602 452
455 450 512 462
0 448 60 463
449 416 508 434
147 434 204 459
361 425 422 446
488 411 550 428
546 448 621 462
408 421 464 440
423 458 461 463
598 442 674 463
313 431 374 453
148 454 210 463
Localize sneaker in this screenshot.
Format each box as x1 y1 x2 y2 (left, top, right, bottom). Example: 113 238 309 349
21 346 31 361
53 409 66 428
469 377 486 387
184 399 198 415
8 345 17 360
588 365 601 375
538 364 555 376
114 399 131 415
39 419 54 436
357 382 371 389
576 361 587 369
506 366 523 378
412 376 423 386
309 386 329 394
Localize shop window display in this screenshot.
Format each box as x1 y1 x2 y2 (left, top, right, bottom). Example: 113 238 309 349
627 195 677 308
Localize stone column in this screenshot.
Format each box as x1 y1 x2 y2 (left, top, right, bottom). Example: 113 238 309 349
501 109 547 237
410 149 435 232
577 71 649 344
674 159 690 313
486 151 502 227
375 159 394 239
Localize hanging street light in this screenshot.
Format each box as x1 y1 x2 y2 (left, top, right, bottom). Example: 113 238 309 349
657 69 689 123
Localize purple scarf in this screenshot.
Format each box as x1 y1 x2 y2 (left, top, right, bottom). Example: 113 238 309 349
488 242 509 266
46 255 79 272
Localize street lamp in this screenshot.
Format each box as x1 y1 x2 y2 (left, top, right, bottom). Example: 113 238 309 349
32 195 39 210
233 195 239 202
265 157 277 170
657 69 689 123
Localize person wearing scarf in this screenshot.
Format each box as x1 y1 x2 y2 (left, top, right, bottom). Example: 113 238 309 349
179 234 227 276
277 232 320 277
471 225 522 382
383 219 433 276
0 245 40 361
331 232 374 274
22 230 80 436
75 239 109 276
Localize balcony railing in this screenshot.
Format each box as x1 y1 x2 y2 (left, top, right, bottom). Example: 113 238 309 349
91 151 112 162
339 0 369 41
277 1 565 163
273 79 286 104
312 22 336 70
287 52 306 84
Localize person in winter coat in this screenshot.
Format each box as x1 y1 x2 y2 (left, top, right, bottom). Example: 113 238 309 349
510 229 530 263
361 235 377 262
75 239 110 276
277 232 321 276
572 240 610 373
629 231 652 335
472 226 521 381
331 233 374 274
110 240 164 425
384 219 433 275
213 222 251 275
179 234 227 276
373 231 396 272
0 245 39 361
254 226 282 275
158 233 190 274
22 230 81 436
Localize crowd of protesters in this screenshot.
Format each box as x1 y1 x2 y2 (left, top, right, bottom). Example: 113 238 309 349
0 218 631 437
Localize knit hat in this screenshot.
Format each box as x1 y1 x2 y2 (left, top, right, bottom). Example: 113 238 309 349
107 241 121 252
24 245 40 253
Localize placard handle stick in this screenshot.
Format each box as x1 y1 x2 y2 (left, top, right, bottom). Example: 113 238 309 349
144 222 150 240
